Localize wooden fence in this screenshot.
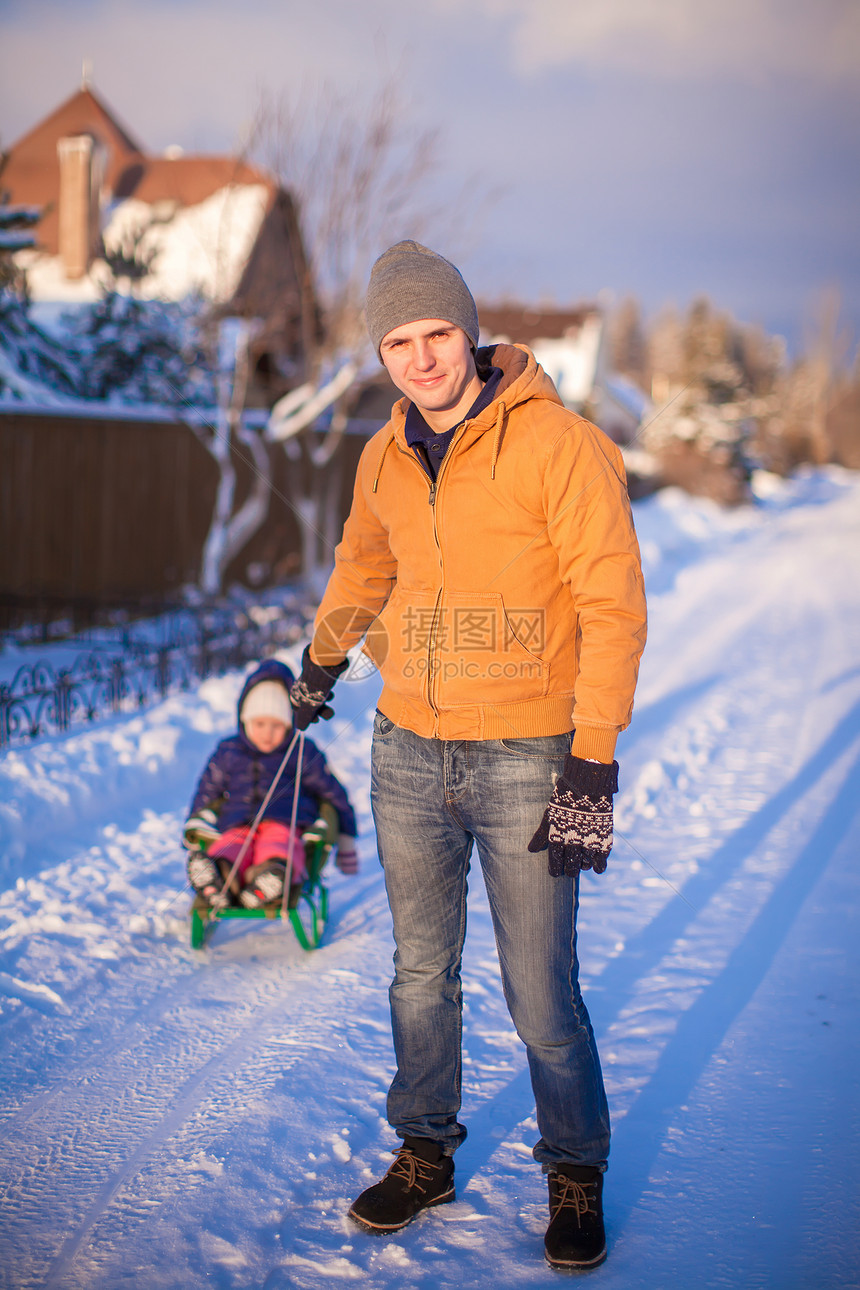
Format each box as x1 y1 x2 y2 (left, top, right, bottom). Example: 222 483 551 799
0 408 369 631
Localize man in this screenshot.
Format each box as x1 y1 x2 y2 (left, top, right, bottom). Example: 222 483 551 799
289 241 647 1270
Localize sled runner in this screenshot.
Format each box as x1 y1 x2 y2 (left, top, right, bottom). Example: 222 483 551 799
190 809 334 951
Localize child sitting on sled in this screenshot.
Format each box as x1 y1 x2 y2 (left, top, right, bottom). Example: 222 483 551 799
183 658 359 909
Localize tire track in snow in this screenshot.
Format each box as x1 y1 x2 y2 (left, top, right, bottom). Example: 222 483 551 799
607 746 860 1229
1 879 390 1290
0 862 388 1139
0 958 200 1134
3 961 324 1289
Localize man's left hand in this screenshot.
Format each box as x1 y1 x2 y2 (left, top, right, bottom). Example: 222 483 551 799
528 756 619 877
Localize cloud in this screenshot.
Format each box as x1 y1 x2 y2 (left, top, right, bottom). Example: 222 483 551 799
459 0 860 83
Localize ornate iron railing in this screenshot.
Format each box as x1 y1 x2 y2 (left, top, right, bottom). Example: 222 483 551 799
0 607 307 750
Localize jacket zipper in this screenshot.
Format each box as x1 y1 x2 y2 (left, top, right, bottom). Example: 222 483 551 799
423 424 471 726
392 441 443 716
394 425 470 731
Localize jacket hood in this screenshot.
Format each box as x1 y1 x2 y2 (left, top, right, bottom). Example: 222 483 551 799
236 658 295 743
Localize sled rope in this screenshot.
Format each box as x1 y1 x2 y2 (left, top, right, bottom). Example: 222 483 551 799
280 730 306 917
215 727 301 902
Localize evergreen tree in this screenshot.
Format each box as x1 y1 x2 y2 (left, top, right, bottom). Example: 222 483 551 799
0 291 82 402
65 293 214 407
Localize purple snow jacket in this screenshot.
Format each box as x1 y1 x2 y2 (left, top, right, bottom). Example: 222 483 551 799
188 659 357 837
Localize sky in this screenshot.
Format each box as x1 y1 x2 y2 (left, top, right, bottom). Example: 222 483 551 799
1 0 859 354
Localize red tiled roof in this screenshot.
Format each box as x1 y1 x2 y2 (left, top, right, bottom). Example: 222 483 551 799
128 156 272 206
7 85 143 182
3 85 273 256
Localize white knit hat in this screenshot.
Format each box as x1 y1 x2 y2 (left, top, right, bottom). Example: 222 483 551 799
240 680 293 727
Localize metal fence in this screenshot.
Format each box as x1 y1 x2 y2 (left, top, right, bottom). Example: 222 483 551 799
0 604 308 750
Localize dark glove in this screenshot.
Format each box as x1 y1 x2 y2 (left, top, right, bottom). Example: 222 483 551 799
289 646 349 731
528 755 619 877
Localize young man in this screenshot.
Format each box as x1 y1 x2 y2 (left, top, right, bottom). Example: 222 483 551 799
289 242 647 1270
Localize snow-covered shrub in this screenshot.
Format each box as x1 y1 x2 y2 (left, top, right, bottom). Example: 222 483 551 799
65 292 215 408
0 289 82 404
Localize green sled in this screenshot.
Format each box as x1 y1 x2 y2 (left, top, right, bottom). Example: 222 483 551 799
189 809 335 952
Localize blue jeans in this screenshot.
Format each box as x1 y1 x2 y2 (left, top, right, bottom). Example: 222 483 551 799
370 714 610 1170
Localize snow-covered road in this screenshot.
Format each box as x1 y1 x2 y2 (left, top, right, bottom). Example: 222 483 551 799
1 470 858 1290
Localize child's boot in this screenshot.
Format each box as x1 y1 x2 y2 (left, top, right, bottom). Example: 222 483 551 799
187 851 225 905
239 861 287 908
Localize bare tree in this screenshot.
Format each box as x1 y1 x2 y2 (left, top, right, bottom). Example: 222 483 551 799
196 317 270 596
608 295 647 388
756 286 854 473
250 80 463 579
185 80 478 595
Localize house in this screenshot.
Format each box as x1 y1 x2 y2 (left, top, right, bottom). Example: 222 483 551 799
479 304 602 408
2 78 317 402
478 302 644 445
1 81 334 623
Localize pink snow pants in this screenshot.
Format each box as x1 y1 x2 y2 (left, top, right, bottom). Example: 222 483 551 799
210 821 307 882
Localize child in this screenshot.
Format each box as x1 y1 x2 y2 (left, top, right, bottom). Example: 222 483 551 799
183 658 359 908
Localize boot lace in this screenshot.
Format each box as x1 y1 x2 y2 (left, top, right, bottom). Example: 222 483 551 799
551 1176 596 1224
386 1147 441 1193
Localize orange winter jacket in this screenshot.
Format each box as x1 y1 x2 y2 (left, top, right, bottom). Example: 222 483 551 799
311 343 647 761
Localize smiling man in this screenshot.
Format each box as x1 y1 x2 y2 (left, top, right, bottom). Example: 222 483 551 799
287 241 647 1271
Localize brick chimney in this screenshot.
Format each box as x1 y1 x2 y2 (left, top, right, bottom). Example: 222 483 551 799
57 134 102 279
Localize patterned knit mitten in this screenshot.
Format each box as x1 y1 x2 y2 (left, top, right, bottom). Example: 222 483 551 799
528 756 619 877
289 646 349 731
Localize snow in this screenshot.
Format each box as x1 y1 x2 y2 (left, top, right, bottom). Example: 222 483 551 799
0 290 214 412
1 468 859 1288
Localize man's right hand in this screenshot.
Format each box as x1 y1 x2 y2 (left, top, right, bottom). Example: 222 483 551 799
289 646 349 731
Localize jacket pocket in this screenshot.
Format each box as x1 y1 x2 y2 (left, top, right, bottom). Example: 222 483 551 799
432 590 549 708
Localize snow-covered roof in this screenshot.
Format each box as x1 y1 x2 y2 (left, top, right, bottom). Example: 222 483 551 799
529 319 603 408
17 183 272 304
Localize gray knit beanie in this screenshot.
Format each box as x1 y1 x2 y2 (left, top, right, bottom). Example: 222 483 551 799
365 240 479 357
